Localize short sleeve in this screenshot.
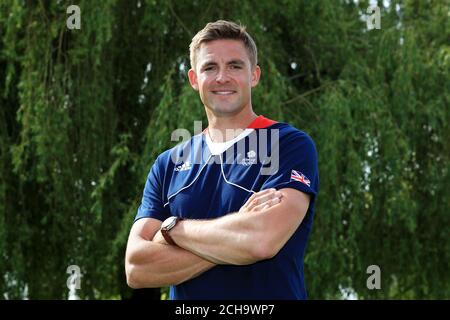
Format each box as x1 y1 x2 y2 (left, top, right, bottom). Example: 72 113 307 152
134 156 171 223
261 131 319 199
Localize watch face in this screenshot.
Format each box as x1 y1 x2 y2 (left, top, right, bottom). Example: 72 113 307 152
162 216 177 230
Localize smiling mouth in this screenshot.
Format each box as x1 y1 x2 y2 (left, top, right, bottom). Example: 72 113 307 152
211 90 236 95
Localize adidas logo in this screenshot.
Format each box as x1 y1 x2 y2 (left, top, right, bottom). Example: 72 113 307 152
174 161 192 172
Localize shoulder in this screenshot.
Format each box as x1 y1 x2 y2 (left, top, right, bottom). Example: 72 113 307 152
268 122 317 152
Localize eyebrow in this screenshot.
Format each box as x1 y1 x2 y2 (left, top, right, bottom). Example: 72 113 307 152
227 59 245 66
200 59 246 69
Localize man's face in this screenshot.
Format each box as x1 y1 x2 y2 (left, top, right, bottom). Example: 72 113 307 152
188 39 260 117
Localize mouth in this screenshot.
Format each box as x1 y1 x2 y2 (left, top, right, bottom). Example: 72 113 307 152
211 90 236 95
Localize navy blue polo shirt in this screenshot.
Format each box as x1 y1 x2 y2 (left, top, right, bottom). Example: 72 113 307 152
134 116 319 299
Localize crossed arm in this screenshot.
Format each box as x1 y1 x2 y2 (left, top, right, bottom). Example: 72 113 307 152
125 188 310 289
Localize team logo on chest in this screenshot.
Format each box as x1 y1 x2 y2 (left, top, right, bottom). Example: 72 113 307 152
240 150 257 166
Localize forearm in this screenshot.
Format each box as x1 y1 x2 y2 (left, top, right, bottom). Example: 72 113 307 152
126 237 215 288
171 212 267 265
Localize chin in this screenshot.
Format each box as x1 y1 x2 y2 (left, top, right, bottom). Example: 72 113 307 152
207 99 246 115
210 104 244 116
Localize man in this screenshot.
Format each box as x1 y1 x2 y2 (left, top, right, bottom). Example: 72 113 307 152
125 20 319 299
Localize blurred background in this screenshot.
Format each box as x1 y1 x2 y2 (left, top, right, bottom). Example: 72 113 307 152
0 0 448 299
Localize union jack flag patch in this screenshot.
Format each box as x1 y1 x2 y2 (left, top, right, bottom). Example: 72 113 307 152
290 170 311 187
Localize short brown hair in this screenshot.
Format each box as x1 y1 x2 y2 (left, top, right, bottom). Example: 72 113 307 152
189 20 258 70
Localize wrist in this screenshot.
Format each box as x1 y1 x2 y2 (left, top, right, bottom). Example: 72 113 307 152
161 216 183 246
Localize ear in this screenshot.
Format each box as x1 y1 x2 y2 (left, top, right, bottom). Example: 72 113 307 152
251 65 261 88
188 69 199 91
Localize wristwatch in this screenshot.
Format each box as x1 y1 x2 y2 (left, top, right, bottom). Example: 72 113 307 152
161 216 183 245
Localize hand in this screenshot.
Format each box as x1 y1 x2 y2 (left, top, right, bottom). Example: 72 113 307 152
239 188 283 214
152 230 168 245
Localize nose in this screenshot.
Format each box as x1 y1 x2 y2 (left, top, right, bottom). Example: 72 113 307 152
215 68 230 84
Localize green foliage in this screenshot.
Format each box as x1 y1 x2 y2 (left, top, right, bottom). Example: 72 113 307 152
0 0 448 299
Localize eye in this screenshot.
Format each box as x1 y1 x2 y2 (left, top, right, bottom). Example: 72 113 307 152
230 65 242 69
203 66 215 71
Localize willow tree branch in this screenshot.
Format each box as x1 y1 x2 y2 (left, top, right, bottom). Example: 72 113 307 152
167 0 192 37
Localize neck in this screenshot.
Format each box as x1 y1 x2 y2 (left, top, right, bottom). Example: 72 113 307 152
205 107 258 143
